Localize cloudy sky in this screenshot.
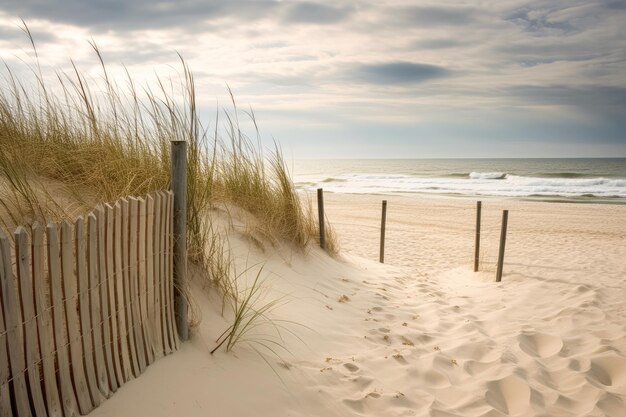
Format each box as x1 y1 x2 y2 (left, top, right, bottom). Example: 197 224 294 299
1 0 625 158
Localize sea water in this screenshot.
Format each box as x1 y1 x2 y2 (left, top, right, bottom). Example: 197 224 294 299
290 158 626 202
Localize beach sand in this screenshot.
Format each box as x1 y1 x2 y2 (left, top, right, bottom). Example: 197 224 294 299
92 193 626 417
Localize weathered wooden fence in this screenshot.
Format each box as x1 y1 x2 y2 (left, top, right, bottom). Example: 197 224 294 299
0 191 179 417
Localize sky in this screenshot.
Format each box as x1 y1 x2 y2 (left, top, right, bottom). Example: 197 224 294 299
0 0 625 158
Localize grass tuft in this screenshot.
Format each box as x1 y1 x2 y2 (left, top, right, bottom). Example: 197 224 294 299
0 28 340 341
0 29 330 258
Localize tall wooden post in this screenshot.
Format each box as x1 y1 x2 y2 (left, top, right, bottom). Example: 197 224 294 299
317 188 325 250
474 201 482 272
495 210 508 283
171 141 188 341
379 200 387 263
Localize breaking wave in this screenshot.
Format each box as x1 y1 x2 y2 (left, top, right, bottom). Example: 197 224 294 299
295 173 626 199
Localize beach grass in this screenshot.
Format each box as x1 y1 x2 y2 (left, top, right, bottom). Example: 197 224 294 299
0 30 339 341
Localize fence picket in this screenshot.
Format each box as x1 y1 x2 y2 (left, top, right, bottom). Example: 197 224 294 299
0 229 16 417
88 213 110 398
32 223 63 417
146 195 159 358
0 234 31 417
152 192 165 357
105 204 124 386
97 207 118 393
129 197 148 373
70 219 98 412
0 189 179 417
46 223 79 417
0 229 32 417
115 202 133 381
76 217 102 405
15 227 48 417
138 197 155 364
121 198 141 377
166 191 179 349
0 292 11 417
159 192 172 354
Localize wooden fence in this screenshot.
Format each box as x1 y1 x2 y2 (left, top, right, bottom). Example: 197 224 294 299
0 191 179 417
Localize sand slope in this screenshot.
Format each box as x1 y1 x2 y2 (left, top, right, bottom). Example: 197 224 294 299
93 194 626 417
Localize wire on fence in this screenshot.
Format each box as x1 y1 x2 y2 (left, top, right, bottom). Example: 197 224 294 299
0 190 178 417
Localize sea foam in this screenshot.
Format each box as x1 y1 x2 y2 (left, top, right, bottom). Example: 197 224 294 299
469 172 507 179
296 173 626 199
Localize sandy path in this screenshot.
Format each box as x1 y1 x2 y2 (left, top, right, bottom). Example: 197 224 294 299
306 193 626 416
92 194 626 417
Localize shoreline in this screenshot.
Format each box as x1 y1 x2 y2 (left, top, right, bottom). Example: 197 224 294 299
300 188 626 206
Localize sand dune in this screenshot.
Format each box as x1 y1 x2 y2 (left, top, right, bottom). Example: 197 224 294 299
93 194 626 417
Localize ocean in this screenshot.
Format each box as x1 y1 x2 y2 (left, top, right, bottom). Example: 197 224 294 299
290 158 626 202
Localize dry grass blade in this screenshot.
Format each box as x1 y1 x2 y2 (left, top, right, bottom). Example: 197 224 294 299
1 29 339 345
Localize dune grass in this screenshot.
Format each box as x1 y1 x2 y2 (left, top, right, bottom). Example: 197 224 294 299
0 30 339 346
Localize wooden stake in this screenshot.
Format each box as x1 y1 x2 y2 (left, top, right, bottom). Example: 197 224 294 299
474 201 482 272
317 188 325 250
379 200 387 263
496 210 509 282
171 140 188 341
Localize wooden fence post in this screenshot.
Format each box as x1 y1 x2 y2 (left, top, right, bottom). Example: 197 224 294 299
171 140 188 341
317 188 325 250
380 200 387 263
496 210 509 282
474 201 482 272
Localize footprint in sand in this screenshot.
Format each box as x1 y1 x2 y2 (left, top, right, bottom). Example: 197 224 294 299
401 336 415 347
368 328 390 337
392 353 408 365
569 357 591 372
450 341 500 362
371 306 384 312
464 360 497 377
350 376 374 389
406 367 450 389
588 355 626 387
343 363 359 373
597 392 626 417
485 375 531 415
518 332 564 358
342 392 381 413
416 334 435 343
576 284 593 293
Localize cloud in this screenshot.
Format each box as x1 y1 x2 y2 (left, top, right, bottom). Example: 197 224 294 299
393 5 478 27
505 8 578 35
412 38 467 50
252 41 290 49
0 0 625 156
0 0 355 32
0 0 277 31
0 22 58 43
508 85 626 109
505 85 626 143
601 0 626 10
282 2 353 24
352 62 449 85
